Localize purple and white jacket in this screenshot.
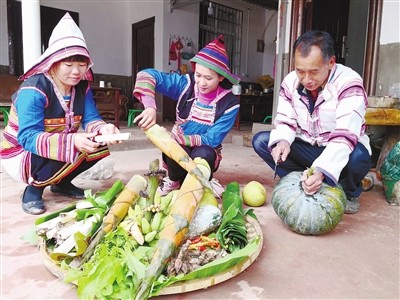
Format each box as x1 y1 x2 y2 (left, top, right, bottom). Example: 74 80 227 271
269 63 371 183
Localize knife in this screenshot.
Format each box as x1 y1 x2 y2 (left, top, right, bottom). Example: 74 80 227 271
273 153 282 180
94 132 131 143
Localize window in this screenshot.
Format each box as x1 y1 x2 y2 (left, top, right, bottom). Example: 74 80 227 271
199 2 243 77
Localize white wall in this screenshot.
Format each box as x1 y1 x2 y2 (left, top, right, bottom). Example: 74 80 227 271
0 0 165 76
162 1 199 74
39 0 164 76
380 0 400 44
0 0 276 81
161 0 277 82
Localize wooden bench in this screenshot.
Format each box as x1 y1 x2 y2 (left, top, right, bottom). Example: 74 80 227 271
366 96 400 180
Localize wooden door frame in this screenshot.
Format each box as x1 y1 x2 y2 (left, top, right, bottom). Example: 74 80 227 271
289 0 382 95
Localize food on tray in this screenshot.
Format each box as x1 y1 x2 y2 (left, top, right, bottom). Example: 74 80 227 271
34 126 263 299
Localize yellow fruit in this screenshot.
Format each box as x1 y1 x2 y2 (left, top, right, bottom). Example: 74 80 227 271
242 181 267 207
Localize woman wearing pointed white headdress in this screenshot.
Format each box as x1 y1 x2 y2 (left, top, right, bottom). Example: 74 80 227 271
0 13 120 215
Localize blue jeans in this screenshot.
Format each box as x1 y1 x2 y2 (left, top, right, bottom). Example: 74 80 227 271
252 131 372 198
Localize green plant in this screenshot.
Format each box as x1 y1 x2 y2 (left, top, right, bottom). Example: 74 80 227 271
271 171 346 235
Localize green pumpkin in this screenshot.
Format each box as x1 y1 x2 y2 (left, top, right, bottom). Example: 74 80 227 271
271 171 347 235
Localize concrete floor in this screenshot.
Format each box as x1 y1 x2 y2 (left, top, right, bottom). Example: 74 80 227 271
1 122 399 299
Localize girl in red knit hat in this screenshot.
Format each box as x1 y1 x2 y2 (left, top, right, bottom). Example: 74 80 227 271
133 35 240 196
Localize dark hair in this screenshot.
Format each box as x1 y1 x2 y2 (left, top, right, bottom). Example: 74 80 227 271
61 55 89 63
293 31 335 62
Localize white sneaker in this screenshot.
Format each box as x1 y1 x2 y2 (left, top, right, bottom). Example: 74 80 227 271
210 178 225 197
158 177 181 196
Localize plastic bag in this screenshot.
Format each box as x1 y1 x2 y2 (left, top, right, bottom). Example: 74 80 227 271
80 157 115 180
380 141 400 203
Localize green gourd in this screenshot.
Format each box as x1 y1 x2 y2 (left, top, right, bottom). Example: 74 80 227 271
271 171 346 235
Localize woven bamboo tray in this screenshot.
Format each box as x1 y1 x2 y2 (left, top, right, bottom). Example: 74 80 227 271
39 216 263 296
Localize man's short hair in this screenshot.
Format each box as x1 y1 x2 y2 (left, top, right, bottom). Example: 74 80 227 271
293 31 335 62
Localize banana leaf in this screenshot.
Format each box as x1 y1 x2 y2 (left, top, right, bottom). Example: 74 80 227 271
216 182 248 252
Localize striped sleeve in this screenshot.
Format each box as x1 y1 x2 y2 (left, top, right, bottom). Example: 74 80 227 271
133 69 189 101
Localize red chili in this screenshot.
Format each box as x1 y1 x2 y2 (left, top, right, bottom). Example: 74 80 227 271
198 245 206 251
190 237 201 244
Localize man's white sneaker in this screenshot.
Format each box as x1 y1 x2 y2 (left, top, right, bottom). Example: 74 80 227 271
158 177 180 196
210 178 225 197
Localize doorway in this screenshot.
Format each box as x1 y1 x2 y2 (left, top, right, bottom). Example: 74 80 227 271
132 17 155 109
131 16 155 104
302 0 369 76
290 0 382 95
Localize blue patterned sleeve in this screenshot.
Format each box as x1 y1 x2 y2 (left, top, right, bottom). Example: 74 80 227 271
15 89 46 155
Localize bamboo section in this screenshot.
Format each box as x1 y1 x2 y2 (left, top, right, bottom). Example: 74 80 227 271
74 174 147 266
145 124 213 191
134 158 211 300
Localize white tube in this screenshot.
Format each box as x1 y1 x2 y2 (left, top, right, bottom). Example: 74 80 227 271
21 0 41 72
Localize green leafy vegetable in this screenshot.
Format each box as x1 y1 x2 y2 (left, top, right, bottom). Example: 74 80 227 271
64 227 153 300
216 182 248 252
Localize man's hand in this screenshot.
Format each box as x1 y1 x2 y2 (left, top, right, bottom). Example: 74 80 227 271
271 140 290 164
134 107 156 130
301 169 324 195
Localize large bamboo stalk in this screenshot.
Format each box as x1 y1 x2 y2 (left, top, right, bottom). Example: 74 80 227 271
145 124 213 191
134 158 211 300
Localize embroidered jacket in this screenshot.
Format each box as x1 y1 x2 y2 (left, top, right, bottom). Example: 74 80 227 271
133 69 239 148
1 74 107 164
269 63 371 183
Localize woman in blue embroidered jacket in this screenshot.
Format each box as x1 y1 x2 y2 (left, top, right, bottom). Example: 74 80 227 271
0 13 120 215
133 35 240 196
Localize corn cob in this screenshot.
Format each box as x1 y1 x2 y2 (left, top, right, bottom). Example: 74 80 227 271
134 157 211 300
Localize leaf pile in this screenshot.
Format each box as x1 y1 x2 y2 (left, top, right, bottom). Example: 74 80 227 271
64 227 154 299
216 182 248 252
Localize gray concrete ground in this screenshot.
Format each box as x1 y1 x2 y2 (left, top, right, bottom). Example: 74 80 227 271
1 122 399 299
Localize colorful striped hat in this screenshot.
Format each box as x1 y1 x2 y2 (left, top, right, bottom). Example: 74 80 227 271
20 13 94 81
190 35 240 85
